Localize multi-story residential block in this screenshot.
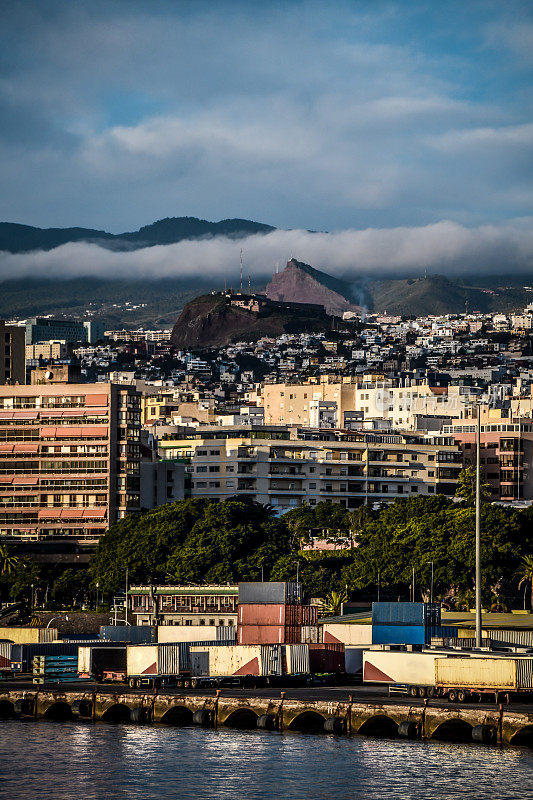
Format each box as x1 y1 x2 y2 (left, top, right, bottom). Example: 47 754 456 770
156 425 461 510
129 584 238 627
444 413 533 501
25 340 69 361
0 383 141 546
139 459 185 509
0 321 25 385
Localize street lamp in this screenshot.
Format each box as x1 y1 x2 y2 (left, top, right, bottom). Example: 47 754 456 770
47 614 68 629
426 561 434 605
95 582 99 610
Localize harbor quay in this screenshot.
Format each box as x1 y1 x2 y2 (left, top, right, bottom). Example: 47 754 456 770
1 687 533 747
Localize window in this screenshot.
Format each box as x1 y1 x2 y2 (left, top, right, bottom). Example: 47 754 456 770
196 481 207 488
210 450 220 455
209 619 215 625
226 481 235 488
199 619 205 625
209 481 220 488
428 471 434 477
197 449 207 456
411 485 418 492
209 466 220 473
219 620 224 626
309 482 316 489
197 466 207 473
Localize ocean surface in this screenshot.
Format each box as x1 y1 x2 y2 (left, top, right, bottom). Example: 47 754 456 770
0 720 532 800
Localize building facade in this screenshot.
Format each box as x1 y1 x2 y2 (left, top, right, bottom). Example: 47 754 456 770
0 383 141 545
156 425 462 510
0 321 25 385
129 585 238 627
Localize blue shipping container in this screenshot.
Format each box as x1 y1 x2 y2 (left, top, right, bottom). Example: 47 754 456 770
100 626 155 644
372 602 441 628
372 625 426 645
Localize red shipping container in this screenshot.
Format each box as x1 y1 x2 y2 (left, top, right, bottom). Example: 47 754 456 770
238 604 318 627
238 624 303 645
308 643 345 674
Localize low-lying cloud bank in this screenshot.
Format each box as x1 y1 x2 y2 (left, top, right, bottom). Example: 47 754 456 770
1 220 532 282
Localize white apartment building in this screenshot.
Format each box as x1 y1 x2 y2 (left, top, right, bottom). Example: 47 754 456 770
156 425 462 511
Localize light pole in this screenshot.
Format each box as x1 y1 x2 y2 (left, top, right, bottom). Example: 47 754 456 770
47 614 68 629
96 582 99 610
475 406 482 648
411 567 415 603
426 561 434 605
377 570 381 603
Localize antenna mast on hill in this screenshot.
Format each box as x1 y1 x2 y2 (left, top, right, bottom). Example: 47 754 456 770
240 249 243 292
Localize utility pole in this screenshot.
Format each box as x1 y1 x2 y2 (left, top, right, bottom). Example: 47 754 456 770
377 570 380 602
412 567 415 602
240 249 243 292
475 406 482 647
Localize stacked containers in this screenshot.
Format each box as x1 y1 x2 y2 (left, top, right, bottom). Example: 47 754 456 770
371 602 442 646
0 642 13 673
237 582 319 645
100 626 155 644
190 644 283 677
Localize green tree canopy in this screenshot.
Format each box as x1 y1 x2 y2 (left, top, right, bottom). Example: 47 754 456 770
90 497 293 594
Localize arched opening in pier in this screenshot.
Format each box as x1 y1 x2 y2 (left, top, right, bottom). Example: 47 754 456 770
510 725 533 748
43 702 74 721
358 715 398 739
431 719 473 743
223 709 259 729
0 700 15 718
101 704 132 723
288 711 326 734
161 706 194 726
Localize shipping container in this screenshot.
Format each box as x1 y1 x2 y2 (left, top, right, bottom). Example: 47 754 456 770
345 647 364 677
238 582 301 605
300 625 322 644
238 604 317 627
308 643 345 674
127 643 184 679
483 629 533 648
78 646 127 680
11 642 79 672
435 656 533 691
363 649 446 686
238 624 300 645
0 627 58 644
323 623 372 646
372 602 441 628
157 625 236 644
284 644 310 675
372 624 426 645
0 641 13 672
100 626 154 644
189 644 283 677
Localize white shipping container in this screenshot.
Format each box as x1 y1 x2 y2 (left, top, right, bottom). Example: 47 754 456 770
127 644 184 677
284 644 310 675
363 649 448 685
190 645 282 677
0 627 57 644
157 626 233 644
434 656 531 690
323 623 372 646
0 641 13 671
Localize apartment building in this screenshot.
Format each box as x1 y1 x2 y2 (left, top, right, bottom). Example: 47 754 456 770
129 584 238 627
0 383 141 545
0 321 25 385
157 425 462 510
444 413 533 501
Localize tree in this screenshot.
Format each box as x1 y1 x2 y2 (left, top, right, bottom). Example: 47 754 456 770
0 544 19 578
517 555 533 610
320 589 348 616
90 497 293 593
455 466 491 505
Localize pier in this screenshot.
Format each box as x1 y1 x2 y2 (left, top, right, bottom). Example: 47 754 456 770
1 687 533 746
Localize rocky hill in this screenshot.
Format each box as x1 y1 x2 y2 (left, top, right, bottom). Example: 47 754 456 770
170 292 334 348
0 216 275 253
265 258 364 316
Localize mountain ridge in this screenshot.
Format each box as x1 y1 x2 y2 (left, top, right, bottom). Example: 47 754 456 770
0 216 276 253
265 258 364 316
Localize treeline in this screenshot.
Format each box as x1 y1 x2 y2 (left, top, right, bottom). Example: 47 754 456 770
2 488 533 610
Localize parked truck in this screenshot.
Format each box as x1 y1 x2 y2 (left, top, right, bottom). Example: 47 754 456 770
78 646 127 682
363 649 533 701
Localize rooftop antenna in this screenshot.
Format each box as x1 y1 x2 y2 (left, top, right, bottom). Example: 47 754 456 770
240 249 243 292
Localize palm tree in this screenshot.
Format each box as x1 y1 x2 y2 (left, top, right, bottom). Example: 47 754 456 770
517 555 533 611
319 589 348 616
0 544 19 578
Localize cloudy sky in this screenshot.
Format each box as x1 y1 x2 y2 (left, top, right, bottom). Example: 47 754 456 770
0 0 532 278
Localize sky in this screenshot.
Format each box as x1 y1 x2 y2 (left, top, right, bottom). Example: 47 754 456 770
0 0 532 279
